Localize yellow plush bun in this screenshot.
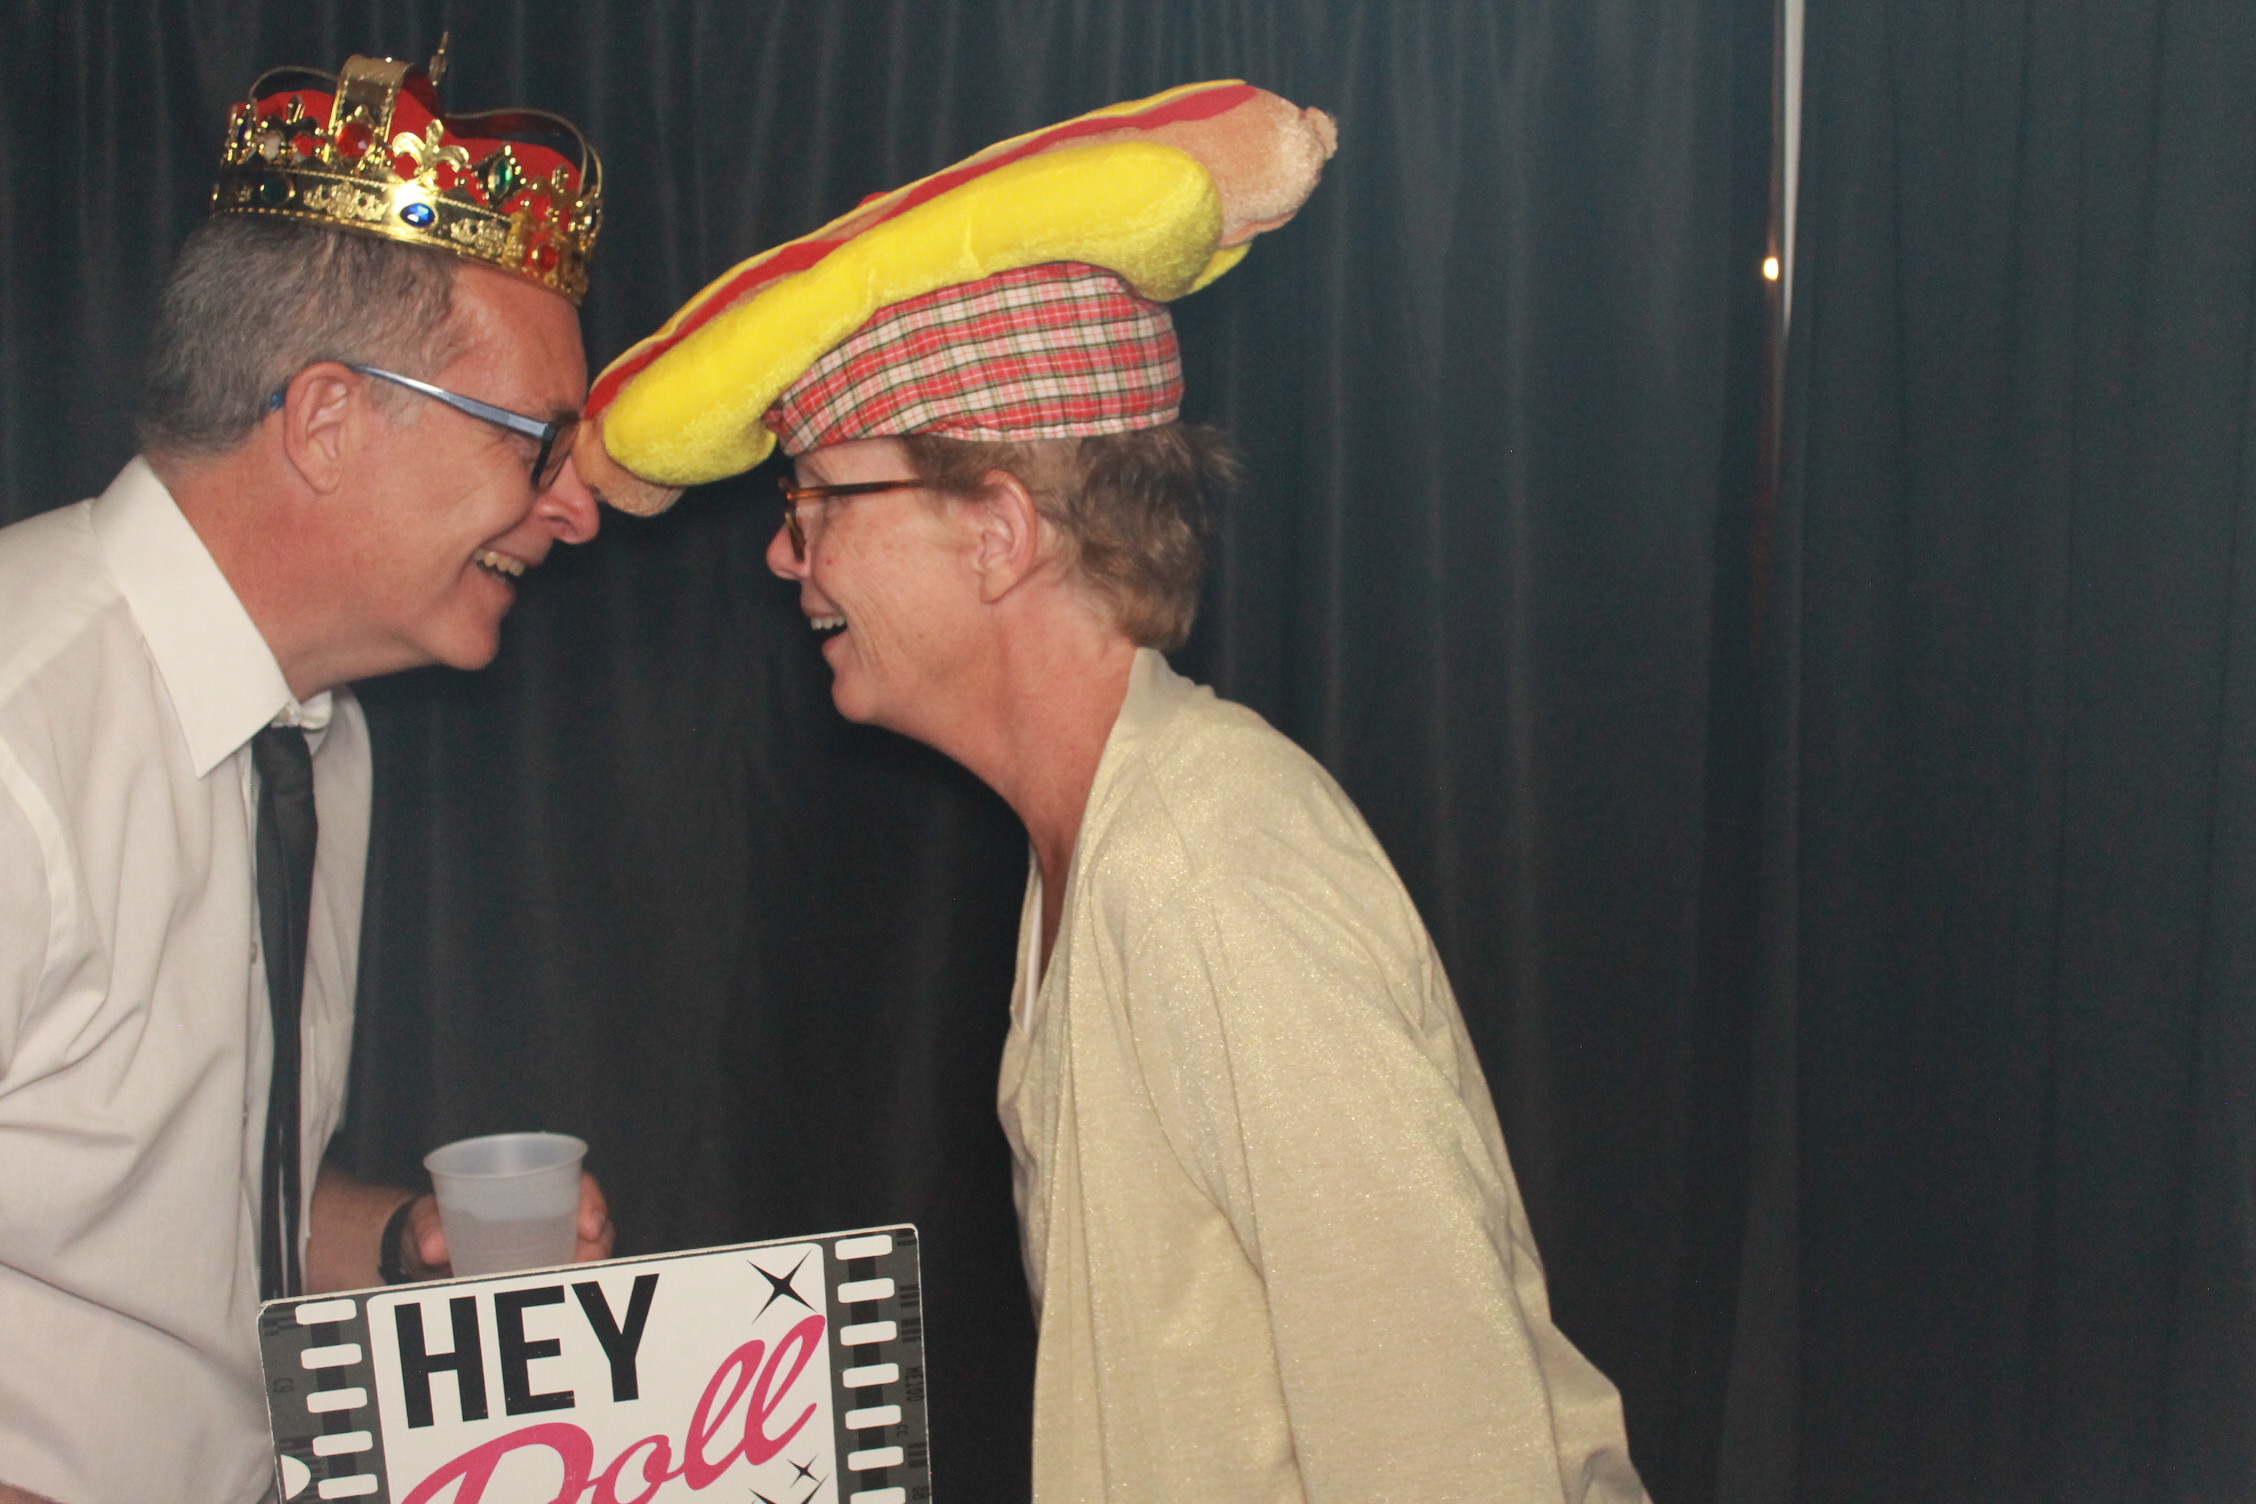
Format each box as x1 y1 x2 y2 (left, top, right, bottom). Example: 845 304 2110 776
582 82 1335 515
605 142 1221 488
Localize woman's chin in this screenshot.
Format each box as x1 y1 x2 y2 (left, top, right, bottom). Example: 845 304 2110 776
824 653 875 723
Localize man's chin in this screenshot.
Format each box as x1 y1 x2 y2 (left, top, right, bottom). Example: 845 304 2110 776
431 617 507 673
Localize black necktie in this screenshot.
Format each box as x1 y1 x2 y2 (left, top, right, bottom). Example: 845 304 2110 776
252 724 317 1302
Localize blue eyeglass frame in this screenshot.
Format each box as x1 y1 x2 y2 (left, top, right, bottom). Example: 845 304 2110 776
265 364 577 489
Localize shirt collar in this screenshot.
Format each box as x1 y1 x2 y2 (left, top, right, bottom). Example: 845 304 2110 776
1081 647 1197 817
1115 647 1195 742
90 458 328 777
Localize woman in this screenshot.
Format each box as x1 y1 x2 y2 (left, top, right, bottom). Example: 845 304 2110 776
580 85 1645 1503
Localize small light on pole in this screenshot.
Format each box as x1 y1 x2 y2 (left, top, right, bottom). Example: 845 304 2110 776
1762 255 1782 282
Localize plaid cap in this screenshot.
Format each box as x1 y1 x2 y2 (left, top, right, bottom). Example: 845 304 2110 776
765 263 1182 455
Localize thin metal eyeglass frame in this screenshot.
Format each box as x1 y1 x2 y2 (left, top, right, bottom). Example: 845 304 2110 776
350 364 577 490
266 365 577 489
777 475 924 561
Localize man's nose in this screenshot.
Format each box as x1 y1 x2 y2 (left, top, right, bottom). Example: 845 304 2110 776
539 453 602 544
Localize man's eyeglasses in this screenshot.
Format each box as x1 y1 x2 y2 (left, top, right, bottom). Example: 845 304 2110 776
777 475 924 561
267 364 578 490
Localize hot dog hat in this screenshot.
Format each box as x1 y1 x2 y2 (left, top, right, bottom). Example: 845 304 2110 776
577 81 1337 515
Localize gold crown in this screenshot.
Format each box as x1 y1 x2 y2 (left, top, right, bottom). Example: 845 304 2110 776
211 47 602 304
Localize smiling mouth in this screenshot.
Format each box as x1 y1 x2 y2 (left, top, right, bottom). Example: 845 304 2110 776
809 613 845 632
475 549 528 579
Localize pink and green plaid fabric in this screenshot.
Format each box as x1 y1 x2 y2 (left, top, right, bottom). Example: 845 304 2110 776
766 263 1183 454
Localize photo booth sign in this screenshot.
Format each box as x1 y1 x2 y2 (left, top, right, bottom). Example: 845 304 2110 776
257 1226 931 1504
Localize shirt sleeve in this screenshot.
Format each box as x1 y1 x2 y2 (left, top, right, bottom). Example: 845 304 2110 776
0 765 59 1078
1119 868 1648 1504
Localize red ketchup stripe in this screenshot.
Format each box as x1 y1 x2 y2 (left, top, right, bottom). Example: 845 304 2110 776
586 82 1257 414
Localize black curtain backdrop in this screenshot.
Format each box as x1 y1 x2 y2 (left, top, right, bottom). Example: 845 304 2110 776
9 1 2244 1502
1732 1 2256 1501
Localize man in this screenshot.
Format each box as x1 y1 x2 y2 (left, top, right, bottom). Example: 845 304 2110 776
0 54 613 1504
578 87 1648 1500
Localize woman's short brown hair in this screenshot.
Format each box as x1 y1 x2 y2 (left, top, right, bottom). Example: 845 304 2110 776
899 422 1239 651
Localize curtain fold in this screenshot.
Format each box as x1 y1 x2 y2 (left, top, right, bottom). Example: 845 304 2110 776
1767 0 2256 1498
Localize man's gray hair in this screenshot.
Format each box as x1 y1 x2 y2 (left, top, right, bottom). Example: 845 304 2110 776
138 217 464 457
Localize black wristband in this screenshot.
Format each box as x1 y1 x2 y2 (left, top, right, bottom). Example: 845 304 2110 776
377 1197 421 1285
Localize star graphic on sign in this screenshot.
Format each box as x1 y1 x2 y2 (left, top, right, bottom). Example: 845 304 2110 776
748 1490 782 1504
792 1483 824 1504
786 1456 820 1485
746 1250 814 1319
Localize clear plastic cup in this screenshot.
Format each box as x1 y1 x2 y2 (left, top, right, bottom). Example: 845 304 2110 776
422 1132 586 1277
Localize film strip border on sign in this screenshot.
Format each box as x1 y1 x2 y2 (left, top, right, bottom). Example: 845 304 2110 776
255 1225 932 1503
258 1289 392 1501
824 1228 931 1504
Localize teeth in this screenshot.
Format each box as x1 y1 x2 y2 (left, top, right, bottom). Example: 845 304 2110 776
809 614 846 631
475 549 526 578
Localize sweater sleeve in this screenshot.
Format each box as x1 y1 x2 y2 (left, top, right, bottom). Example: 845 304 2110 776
1119 866 1648 1504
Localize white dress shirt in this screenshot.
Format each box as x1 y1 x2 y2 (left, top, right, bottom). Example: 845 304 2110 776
0 460 369 1504
999 650 1647 1503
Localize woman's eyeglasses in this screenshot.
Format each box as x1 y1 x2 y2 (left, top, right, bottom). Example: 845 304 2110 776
777 475 924 561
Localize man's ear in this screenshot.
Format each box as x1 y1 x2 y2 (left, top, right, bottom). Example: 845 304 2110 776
276 363 359 494
969 468 1048 604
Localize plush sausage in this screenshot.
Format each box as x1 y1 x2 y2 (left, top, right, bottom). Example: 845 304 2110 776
577 81 1336 516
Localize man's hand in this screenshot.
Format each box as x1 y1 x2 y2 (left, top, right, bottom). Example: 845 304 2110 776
0 1482 63 1504
402 1171 614 1277
309 1161 614 1291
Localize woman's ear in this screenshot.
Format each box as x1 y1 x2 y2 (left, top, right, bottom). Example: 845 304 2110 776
969 467 1049 603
